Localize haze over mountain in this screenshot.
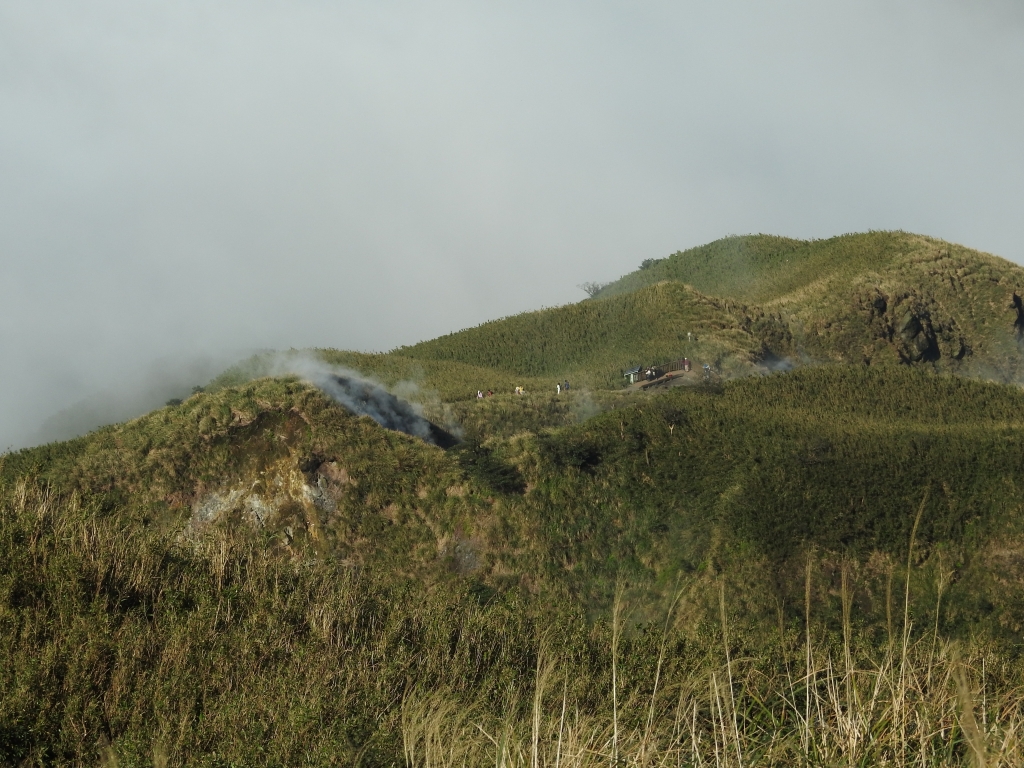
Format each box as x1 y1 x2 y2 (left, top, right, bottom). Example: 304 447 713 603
3 0 1024 450
6 230 1024 763
5 3 1024 761
9 229 1024 598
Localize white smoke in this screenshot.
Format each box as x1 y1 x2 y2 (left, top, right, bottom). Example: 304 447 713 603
266 352 456 446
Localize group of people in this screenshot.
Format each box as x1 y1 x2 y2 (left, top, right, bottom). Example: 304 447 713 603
475 382 571 398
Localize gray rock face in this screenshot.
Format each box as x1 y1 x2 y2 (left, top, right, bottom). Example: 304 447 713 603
898 311 922 341
1011 292 1024 346
893 305 939 363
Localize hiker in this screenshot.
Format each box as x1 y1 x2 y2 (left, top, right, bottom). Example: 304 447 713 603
477 390 484 399
683 358 690 372
564 380 570 392
487 390 493 397
556 383 561 395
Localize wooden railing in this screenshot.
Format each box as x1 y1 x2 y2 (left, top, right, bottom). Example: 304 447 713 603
652 358 692 376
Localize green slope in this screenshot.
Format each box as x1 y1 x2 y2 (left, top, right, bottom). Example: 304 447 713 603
7 231 1024 764
591 230 1024 377
0 378 485 580
595 230 1020 307
207 232 1024 403
206 283 791 398
595 233 813 301
6 366 1024 636
6 365 1024 765
206 349 558 403
387 231 1024 389
394 281 790 387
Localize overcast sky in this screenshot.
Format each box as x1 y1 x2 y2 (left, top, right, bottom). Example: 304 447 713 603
2 0 1023 450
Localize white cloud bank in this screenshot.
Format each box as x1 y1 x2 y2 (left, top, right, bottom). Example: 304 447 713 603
2 0 1023 449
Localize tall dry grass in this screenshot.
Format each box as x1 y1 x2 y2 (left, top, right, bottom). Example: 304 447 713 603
401 577 1024 768
5 465 1024 766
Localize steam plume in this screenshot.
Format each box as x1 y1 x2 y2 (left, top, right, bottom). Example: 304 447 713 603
270 353 458 447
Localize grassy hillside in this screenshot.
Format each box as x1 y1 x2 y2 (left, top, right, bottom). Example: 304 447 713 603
5 366 1024 764
206 349 559 404
206 232 1024 405
6 366 1024 634
0 378 490 582
7 479 1022 766
7 230 1024 764
596 231 1020 308
592 231 1024 378
596 233 814 301
393 281 791 388
514 367 1024 637
34 230 1024 449
206 283 790 398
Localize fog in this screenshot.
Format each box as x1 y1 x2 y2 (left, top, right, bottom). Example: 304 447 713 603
2 0 1023 450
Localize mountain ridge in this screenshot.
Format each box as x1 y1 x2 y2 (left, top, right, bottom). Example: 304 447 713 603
5 230 1024 764
395 230 1024 384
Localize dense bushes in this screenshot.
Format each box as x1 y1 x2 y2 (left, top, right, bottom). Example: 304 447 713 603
3 482 1023 765
0 483 583 764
